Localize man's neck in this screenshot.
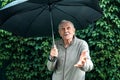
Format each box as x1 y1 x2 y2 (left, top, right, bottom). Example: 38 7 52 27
64 38 73 48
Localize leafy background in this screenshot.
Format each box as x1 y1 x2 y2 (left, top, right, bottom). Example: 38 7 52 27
0 0 120 80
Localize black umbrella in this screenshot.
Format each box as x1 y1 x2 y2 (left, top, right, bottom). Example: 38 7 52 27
0 0 102 44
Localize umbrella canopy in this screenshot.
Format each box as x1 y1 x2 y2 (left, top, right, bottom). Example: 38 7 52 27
0 0 102 38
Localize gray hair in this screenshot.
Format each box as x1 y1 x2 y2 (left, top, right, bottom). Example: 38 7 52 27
58 20 75 29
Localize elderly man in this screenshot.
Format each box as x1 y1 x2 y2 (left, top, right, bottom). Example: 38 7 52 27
47 20 93 80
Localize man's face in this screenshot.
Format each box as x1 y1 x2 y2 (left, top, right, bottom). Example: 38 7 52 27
59 22 75 40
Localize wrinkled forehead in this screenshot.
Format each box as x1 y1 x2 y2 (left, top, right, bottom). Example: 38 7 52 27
58 21 74 29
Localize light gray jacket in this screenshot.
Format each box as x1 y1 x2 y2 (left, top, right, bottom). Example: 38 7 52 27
47 37 93 80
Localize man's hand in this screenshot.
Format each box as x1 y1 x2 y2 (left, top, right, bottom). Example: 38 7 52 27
74 50 87 68
50 45 58 58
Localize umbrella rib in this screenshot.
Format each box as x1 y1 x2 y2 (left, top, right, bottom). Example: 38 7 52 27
25 6 48 37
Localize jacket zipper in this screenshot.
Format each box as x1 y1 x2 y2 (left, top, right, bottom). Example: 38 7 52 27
62 48 67 80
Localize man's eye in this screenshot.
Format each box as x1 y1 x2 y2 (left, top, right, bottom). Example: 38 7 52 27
67 27 70 29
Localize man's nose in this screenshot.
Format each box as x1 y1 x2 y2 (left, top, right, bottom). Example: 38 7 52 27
64 28 68 32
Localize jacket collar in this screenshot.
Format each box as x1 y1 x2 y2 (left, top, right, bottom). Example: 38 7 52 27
59 36 77 47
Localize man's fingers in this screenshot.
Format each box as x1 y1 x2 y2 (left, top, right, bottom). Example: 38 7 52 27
74 64 79 67
81 50 87 57
50 46 58 57
74 50 87 68
82 57 87 61
74 61 83 67
79 50 87 61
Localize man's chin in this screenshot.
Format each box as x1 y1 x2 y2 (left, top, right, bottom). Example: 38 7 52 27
63 36 72 40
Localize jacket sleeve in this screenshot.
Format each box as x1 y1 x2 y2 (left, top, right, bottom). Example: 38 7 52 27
80 40 94 72
81 59 94 72
47 57 57 71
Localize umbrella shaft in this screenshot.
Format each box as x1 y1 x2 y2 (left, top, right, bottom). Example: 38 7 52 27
49 5 55 46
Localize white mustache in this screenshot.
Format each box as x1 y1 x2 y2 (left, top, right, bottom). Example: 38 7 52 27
64 32 69 36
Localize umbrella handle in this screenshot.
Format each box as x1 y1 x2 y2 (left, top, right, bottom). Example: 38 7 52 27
53 44 57 48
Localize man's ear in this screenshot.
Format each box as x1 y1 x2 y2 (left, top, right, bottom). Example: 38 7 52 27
73 28 76 35
74 28 76 32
